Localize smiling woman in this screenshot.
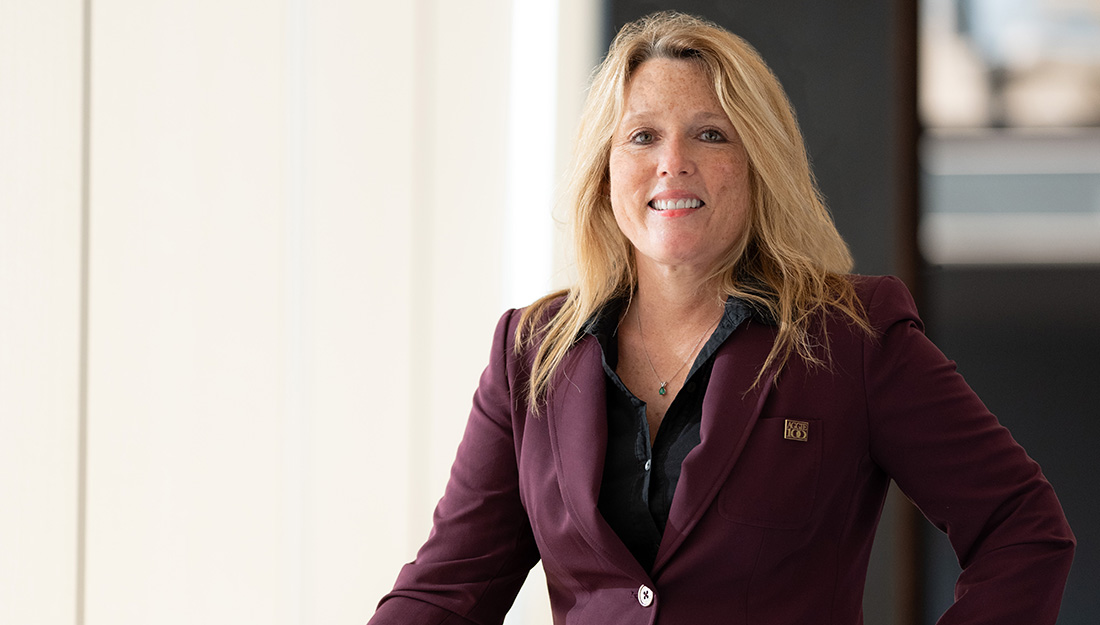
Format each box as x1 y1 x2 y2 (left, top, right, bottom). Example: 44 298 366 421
609 58 751 279
367 11 1074 625
607 57 753 433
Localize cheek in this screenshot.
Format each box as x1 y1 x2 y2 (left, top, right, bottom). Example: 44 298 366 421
712 161 752 237
608 192 635 237
608 152 647 201
713 158 752 207
605 166 628 226
607 157 626 200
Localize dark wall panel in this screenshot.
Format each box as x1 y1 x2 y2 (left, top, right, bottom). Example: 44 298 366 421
923 265 1099 625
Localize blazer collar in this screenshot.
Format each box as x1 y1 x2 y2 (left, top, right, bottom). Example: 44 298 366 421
545 335 648 579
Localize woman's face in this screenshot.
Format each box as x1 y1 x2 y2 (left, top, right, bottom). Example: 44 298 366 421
608 58 750 278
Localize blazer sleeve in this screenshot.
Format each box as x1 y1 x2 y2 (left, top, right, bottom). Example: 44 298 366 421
863 276 1075 625
368 309 540 625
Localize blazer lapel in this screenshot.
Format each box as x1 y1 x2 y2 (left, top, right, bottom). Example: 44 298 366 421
545 334 647 577
652 322 777 575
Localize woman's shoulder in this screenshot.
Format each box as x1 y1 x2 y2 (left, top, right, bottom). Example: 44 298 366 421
511 289 569 332
496 289 572 355
843 274 923 332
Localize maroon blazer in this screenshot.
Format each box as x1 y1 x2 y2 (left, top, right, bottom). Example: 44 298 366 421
369 276 1074 624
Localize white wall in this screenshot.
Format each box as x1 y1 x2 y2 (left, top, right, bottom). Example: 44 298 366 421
0 2 84 624
0 1 600 624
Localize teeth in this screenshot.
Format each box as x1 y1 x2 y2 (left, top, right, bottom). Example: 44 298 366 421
651 198 702 210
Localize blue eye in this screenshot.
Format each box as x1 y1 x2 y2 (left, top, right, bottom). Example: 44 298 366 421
630 130 655 145
700 129 726 142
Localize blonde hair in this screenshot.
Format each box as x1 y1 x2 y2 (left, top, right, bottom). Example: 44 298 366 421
518 11 869 410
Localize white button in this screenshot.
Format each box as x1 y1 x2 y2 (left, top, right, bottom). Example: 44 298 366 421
644 459 651 471
637 584 654 607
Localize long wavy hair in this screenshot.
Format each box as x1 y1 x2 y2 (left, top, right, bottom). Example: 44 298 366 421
518 11 870 411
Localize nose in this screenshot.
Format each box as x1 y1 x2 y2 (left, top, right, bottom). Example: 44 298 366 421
658 136 695 177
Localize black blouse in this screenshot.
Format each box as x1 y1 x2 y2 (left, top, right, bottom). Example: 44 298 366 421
585 296 754 572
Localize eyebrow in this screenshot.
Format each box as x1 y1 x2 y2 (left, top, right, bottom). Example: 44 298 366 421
618 110 733 126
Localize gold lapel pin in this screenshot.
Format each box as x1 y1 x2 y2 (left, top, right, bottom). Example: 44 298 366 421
784 419 810 442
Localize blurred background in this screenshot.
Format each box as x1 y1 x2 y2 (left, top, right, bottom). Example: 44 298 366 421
1 1 1096 624
918 1 1099 624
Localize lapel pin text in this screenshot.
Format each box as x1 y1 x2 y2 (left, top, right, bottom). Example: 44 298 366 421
784 419 810 442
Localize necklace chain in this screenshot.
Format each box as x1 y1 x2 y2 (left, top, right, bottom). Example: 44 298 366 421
635 304 721 397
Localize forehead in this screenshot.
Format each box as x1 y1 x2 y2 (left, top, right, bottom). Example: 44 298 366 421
619 58 727 122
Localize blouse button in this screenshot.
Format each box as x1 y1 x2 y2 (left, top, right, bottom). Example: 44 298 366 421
637 584 654 607
644 459 652 471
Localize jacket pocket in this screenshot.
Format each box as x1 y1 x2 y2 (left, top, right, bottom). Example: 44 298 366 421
716 416 822 529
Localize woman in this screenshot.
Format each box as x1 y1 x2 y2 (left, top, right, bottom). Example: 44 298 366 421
368 12 1074 625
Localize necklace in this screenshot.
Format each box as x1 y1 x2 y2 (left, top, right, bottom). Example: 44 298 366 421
635 304 721 396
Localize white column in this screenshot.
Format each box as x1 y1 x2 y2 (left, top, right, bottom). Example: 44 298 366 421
304 1 419 621
84 2 290 623
0 2 84 624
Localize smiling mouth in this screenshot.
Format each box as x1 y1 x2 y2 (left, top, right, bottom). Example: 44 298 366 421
649 198 704 210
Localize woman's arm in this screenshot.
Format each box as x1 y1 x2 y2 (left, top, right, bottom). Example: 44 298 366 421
863 276 1074 625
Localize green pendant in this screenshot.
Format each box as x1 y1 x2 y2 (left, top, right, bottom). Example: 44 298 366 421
658 384 667 396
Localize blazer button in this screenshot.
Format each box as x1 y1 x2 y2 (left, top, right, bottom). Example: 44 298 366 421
637 584 654 607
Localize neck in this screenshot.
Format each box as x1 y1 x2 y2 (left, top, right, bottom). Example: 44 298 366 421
629 263 725 341
631 258 724 323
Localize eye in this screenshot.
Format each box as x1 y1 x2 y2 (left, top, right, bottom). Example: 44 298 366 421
629 130 655 145
700 128 726 142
